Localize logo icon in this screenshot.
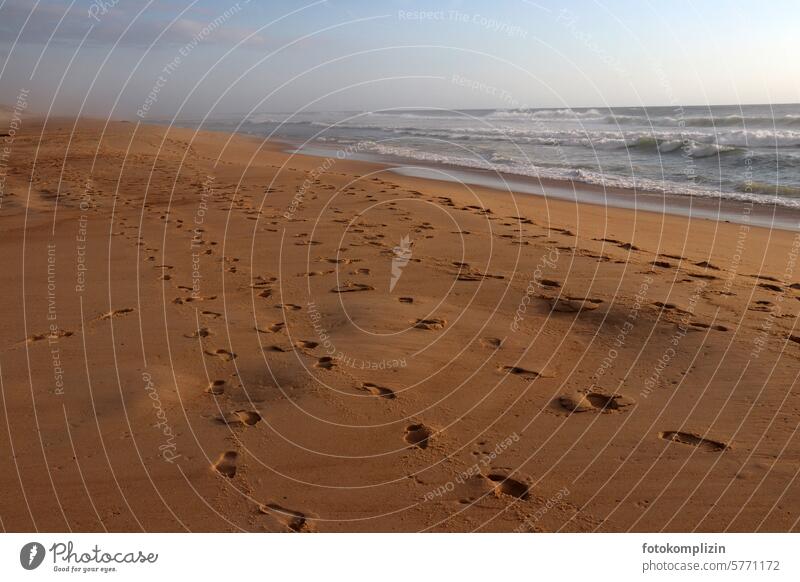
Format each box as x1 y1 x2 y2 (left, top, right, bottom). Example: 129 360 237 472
20 542 46 570
390 234 413 292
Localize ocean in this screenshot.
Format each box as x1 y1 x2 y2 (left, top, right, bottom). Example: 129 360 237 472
205 103 800 211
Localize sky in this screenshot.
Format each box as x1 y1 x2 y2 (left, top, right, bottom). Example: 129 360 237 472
1 0 798 119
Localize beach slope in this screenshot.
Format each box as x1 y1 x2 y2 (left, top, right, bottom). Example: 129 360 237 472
1 119 799 532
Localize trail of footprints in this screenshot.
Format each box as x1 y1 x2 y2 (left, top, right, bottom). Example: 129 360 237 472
556 389 729 452
56 160 772 530
146 172 748 530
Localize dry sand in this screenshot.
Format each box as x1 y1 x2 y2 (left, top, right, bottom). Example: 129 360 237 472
1 118 799 532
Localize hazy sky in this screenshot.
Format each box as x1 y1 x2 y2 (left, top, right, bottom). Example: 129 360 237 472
1 0 798 119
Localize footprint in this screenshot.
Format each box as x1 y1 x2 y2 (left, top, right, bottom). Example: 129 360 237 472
653 301 688 313
201 310 222 318
404 424 432 449
399 297 414 303
457 270 488 280
322 257 359 264
501 365 552 380
99 308 135 320
754 274 781 283
257 503 315 532
26 328 74 343
205 380 226 395
294 340 319 349
315 356 336 369
758 282 783 292
560 391 635 413
256 322 285 333
558 393 595 413
264 345 293 353
205 348 237 361
689 272 718 281
457 271 504 281
234 410 262 426
331 282 375 293
695 261 720 270
212 451 238 478
585 392 635 411
413 318 446 330
182 295 218 303
659 431 728 452
485 471 530 500
749 301 773 313
479 337 503 349
550 297 601 313
253 275 278 285
359 382 396 399
689 322 729 332
220 410 262 426
539 279 561 288
184 327 210 338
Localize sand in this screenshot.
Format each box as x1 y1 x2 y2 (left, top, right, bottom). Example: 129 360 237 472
1 118 799 532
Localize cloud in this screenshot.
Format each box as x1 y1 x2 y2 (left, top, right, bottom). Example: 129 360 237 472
0 0 267 48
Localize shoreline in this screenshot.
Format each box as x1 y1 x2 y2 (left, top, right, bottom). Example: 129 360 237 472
290 141 800 232
165 117 800 232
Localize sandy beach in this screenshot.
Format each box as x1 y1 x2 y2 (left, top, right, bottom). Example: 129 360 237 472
2 118 800 533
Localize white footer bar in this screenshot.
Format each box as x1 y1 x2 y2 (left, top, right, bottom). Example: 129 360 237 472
1 533 796 580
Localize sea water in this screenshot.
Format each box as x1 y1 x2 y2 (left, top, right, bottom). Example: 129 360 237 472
207 104 800 210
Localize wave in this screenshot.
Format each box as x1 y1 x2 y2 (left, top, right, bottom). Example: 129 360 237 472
246 108 800 132
487 108 606 121
323 108 800 128
236 108 800 207
385 108 800 128
427 126 800 149
363 108 609 121
245 114 316 125
737 181 800 198
352 126 767 156
244 110 800 149
609 113 800 128
253 117 800 150
348 142 800 209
